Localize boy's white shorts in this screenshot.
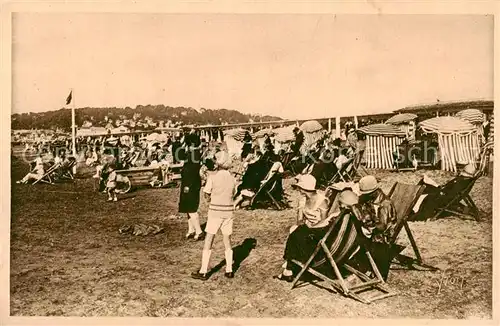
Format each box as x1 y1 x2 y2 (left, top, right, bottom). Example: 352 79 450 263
205 210 233 235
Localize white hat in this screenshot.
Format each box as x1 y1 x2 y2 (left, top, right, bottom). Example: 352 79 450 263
293 174 316 192
358 175 379 194
460 163 476 178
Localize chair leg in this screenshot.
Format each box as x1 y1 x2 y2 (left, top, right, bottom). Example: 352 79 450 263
403 221 423 264
321 242 349 294
290 242 324 289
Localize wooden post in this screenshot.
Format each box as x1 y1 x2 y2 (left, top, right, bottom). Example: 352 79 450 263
335 116 341 138
328 118 332 132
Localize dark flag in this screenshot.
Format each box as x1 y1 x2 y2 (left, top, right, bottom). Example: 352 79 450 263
66 91 72 105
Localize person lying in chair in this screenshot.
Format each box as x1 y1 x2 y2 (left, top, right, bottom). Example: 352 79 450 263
412 163 477 221
17 153 45 184
274 179 360 282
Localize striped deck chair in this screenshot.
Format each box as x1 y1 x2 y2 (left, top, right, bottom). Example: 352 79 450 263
386 181 438 271
290 209 397 304
430 141 493 221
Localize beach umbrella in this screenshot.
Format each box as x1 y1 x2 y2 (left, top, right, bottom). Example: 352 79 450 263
300 120 323 133
252 128 275 139
419 116 476 134
455 109 484 125
386 113 418 125
274 126 295 143
358 123 406 136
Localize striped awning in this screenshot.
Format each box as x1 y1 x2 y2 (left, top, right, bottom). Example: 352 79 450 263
455 109 484 125
386 113 418 125
419 116 476 134
274 126 295 143
300 120 323 133
358 123 406 136
252 128 275 139
224 128 248 142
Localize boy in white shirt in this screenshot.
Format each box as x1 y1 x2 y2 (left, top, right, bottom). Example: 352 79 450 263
191 151 237 281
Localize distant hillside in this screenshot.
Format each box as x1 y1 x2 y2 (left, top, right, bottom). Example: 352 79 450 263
11 105 282 131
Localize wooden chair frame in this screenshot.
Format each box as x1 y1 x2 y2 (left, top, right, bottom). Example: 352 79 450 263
290 210 398 304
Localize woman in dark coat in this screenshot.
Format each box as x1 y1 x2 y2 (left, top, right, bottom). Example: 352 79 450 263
179 132 204 241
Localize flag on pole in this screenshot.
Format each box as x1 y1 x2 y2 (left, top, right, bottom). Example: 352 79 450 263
66 91 72 105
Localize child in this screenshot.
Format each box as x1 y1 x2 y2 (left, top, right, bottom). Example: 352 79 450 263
191 151 237 281
106 164 118 202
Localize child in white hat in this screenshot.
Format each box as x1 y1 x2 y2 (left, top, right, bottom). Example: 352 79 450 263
191 151 237 281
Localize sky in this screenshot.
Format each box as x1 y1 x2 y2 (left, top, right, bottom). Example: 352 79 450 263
11 13 493 120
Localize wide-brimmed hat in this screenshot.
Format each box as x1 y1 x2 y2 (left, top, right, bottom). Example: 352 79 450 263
460 163 477 177
292 174 316 192
358 175 379 194
338 190 359 206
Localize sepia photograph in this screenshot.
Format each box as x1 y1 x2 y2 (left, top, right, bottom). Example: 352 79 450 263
4 10 496 321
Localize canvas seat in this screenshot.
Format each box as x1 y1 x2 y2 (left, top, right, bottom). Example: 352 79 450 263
384 181 438 271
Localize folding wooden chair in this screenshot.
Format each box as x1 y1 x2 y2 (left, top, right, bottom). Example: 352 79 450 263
429 175 481 221
290 209 398 304
423 141 493 221
32 163 61 185
348 149 368 180
249 171 286 210
58 159 77 180
386 181 438 270
328 158 355 184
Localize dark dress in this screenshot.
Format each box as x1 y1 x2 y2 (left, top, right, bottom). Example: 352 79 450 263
178 149 202 214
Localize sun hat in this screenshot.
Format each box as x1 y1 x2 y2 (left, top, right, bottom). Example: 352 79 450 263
338 190 359 206
292 174 316 192
460 163 477 178
358 175 379 194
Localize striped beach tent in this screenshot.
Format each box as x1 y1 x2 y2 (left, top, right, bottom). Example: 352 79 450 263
358 124 406 169
223 128 249 156
419 117 481 172
386 113 417 140
224 128 248 142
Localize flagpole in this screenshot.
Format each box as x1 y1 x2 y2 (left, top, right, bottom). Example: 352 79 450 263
71 89 77 174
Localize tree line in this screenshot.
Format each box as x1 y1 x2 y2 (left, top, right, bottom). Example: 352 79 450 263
11 105 281 131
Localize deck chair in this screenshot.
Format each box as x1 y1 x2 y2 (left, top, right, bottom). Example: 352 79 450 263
430 141 493 221
57 158 77 180
32 163 61 185
281 151 297 173
348 149 368 180
386 181 438 270
249 170 286 210
290 209 398 304
328 158 355 184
